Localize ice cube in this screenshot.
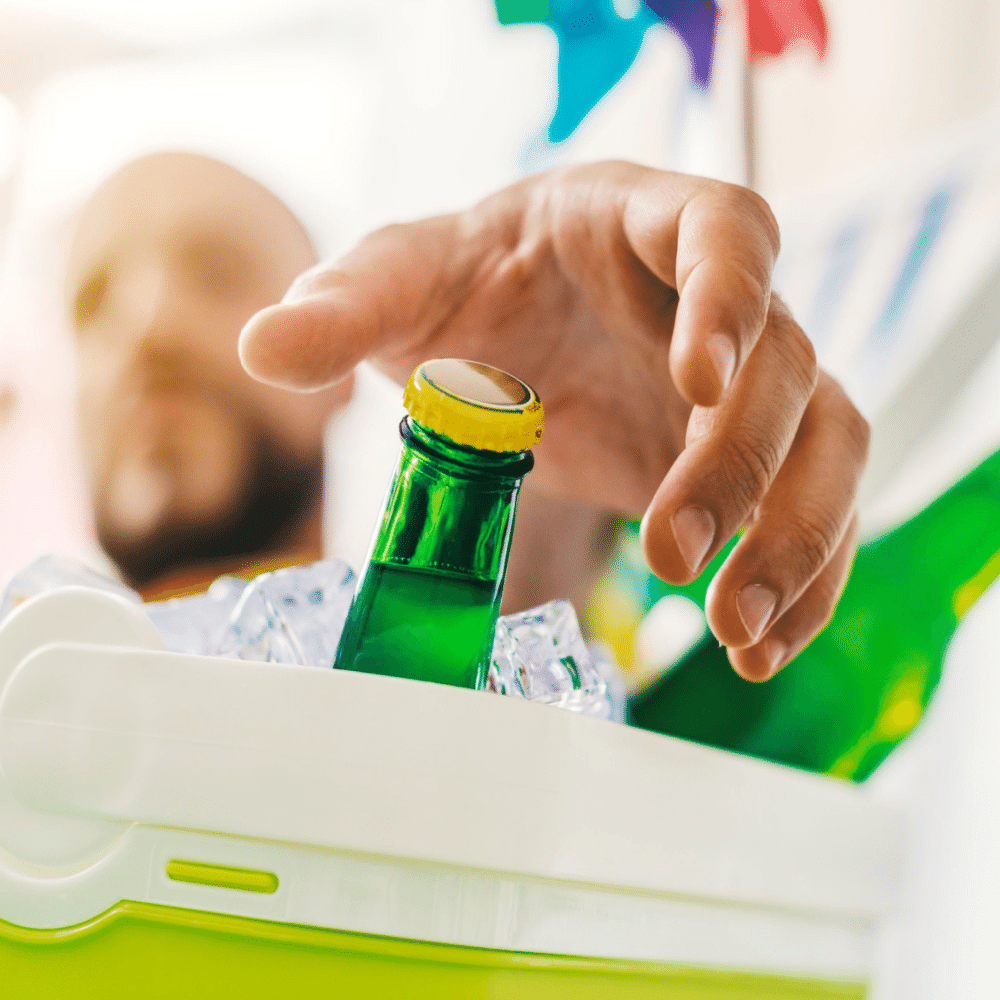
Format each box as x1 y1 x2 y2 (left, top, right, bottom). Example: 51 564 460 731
0 553 140 627
214 559 355 667
585 639 628 724
144 576 247 655
487 600 625 721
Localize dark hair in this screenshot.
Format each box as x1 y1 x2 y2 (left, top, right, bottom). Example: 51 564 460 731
99 424 322 589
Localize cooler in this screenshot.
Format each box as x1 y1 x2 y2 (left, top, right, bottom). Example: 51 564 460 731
0 587 902 998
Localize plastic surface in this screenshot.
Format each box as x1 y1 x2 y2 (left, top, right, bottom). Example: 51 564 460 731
868 580 1000 997
0 822 877 977
0 587 900 984
0 587 165 870
0 902 866 1000
0 641 900 918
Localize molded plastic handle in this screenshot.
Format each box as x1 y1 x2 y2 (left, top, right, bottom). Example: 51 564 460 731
0 587 165 871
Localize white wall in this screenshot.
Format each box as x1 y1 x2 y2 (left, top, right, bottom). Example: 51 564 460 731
755 0 1000 202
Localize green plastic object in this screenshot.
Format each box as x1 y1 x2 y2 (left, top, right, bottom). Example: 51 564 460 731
627 447 1000 780
335 416 534 690
0 901 865 1000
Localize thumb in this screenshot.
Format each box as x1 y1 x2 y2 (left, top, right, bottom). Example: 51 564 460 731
239 214 467 391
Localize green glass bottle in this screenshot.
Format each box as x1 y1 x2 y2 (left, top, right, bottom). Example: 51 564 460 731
335 359 544 689
624 446 1000 781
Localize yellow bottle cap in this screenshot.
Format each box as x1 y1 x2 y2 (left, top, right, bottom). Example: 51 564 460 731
403 359 544 453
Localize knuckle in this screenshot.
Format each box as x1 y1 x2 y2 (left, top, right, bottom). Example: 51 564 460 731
783 502 843 583
740 187 782 258
719 424 783 509
796 321 818 371
726 262 772 333
841 401 871 464
839 395 871 462
772 309 818 395
815 374 871 463
493 244 537 297
714 183 781 259
365 221 408 250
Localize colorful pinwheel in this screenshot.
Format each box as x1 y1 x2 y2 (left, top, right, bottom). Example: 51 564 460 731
494 0 720 144
494 0 828 145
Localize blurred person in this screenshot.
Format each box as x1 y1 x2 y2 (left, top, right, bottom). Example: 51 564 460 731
66 152 352 597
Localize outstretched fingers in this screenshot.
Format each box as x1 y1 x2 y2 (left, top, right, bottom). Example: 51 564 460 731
641 304 868 678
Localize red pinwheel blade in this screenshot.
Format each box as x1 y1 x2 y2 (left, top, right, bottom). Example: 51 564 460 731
747 0 828 59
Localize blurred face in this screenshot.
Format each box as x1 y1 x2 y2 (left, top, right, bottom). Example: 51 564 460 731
68 153 347 589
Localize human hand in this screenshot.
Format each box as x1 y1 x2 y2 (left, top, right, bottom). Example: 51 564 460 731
239 161 869 682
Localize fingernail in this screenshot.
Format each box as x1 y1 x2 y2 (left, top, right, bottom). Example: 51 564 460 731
762 635 787 678
736 583 779 643
706 334 736 394
672 505 716 574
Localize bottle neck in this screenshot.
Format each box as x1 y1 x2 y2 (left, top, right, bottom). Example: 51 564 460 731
400 418 534 479
862 447 1000 620
364 419 531 582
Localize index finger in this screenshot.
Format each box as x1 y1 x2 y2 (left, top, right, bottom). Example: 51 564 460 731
623 177 781 407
